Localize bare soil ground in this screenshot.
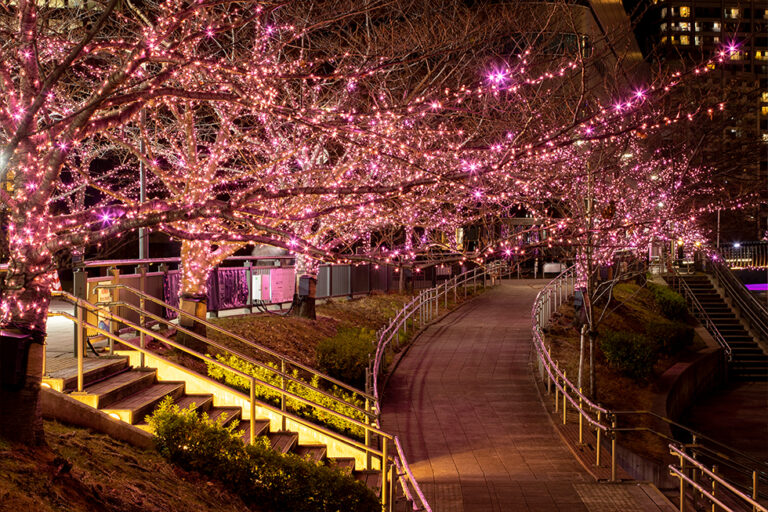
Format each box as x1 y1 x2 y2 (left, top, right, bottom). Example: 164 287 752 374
0 421 253 512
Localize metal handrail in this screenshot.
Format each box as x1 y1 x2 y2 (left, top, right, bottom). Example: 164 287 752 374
532 267 768 495
669 444 768 512
100 298 374 425
94 283 373 402
710 254 768 342
667 269 733 360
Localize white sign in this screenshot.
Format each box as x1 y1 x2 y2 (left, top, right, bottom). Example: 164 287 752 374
252 273 266 301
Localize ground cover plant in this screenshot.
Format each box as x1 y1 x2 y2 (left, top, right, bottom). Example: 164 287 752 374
544 280 707 460
148 399 379 512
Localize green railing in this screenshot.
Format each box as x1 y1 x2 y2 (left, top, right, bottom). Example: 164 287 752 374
533 267 768 511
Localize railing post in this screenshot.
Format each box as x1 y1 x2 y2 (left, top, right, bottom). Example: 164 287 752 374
365 398 372 471
554 362 559 412
76 303 84 393
679 451 686 512
547 347 552 394
596 411 601 467
72 266 87 357
137 264 147 366
562 370 567 425
381 437 389 512
250 377 256 445
578 389 583 444
435 286 439 317
444 281 448 309
454 275 457 302
280 359 287 431
711 465 717 512
753 470 758 512
610 415 617 482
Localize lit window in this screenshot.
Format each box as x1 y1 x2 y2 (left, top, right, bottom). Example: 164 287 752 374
725 8 739 19
695 36 702 45
762 106 768 116
762 92 768 102
730 51 742 61
681 35 690 45
694 22 701 31
714 36 720 43
680 22 690 31
680 6 690 17
757 51 767 60
661 36 668 43
707 62 716 70
670 22 678 31
661 7 667 17
712 22 721 31
671 36 678 44
660 23 667 31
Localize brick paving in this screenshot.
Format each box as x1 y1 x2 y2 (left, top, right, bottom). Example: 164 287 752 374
381 280 676 511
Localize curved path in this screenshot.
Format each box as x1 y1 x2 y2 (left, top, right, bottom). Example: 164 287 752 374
382 280 675 512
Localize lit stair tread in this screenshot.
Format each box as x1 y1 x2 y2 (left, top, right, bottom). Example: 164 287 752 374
75 369 157 408
237 419 271 442
267 432 298 454
102 382 185 424
328 457 356 475
207 406 242 427
295 444 327 463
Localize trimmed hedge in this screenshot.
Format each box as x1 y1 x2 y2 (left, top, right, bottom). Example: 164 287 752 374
600 330 659 379
645 319 694 354
316 327 375 389
206 354 367 440
647 283 687 320
148 398 379 512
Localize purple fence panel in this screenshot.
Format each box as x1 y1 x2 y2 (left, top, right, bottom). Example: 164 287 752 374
215 268 249 310
163 271 181 319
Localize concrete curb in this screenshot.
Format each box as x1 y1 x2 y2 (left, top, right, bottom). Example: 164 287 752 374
42 387 155 450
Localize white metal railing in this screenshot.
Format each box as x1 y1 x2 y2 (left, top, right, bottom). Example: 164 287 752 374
367 261 504 511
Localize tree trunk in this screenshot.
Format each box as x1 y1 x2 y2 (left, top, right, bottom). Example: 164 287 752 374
398 265 405 293
177 241 212 353
293 255 317 320
578 324 586 391
0 246 53 445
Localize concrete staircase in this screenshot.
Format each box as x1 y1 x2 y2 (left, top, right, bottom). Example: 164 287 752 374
675 274 768 381
42 356 380 489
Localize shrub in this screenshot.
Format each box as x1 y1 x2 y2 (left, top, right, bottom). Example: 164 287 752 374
206 354 367 440
645 320 694 354
148 398 380 512
316 327 375 389
600 330 659 379
647 283 687 320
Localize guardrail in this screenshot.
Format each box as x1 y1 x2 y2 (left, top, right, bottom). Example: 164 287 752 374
718 242 768 269
666 268 733 361
49 290 403 510
532 267 768 503
710 254 768 343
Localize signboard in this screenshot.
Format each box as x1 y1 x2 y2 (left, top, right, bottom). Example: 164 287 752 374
251 274 264 301
436 266 452 276
270 268 295 304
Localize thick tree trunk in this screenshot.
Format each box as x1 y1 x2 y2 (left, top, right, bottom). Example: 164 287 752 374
177 241 212 353
0 246 53 445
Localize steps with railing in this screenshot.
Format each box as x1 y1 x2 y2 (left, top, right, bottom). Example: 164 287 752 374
668 272 768 381
46 290 403 507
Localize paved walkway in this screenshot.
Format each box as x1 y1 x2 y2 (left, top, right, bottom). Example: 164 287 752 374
381 280 675 511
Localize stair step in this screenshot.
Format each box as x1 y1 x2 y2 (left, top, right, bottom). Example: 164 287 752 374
71 369 157 409
295 444 327 463
207 406 242 427
328 457 356 475
354 470 382 492
237 419 271 443
267 432 298 454
102 382 185 424
44 357 130 392
174 394 214 413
